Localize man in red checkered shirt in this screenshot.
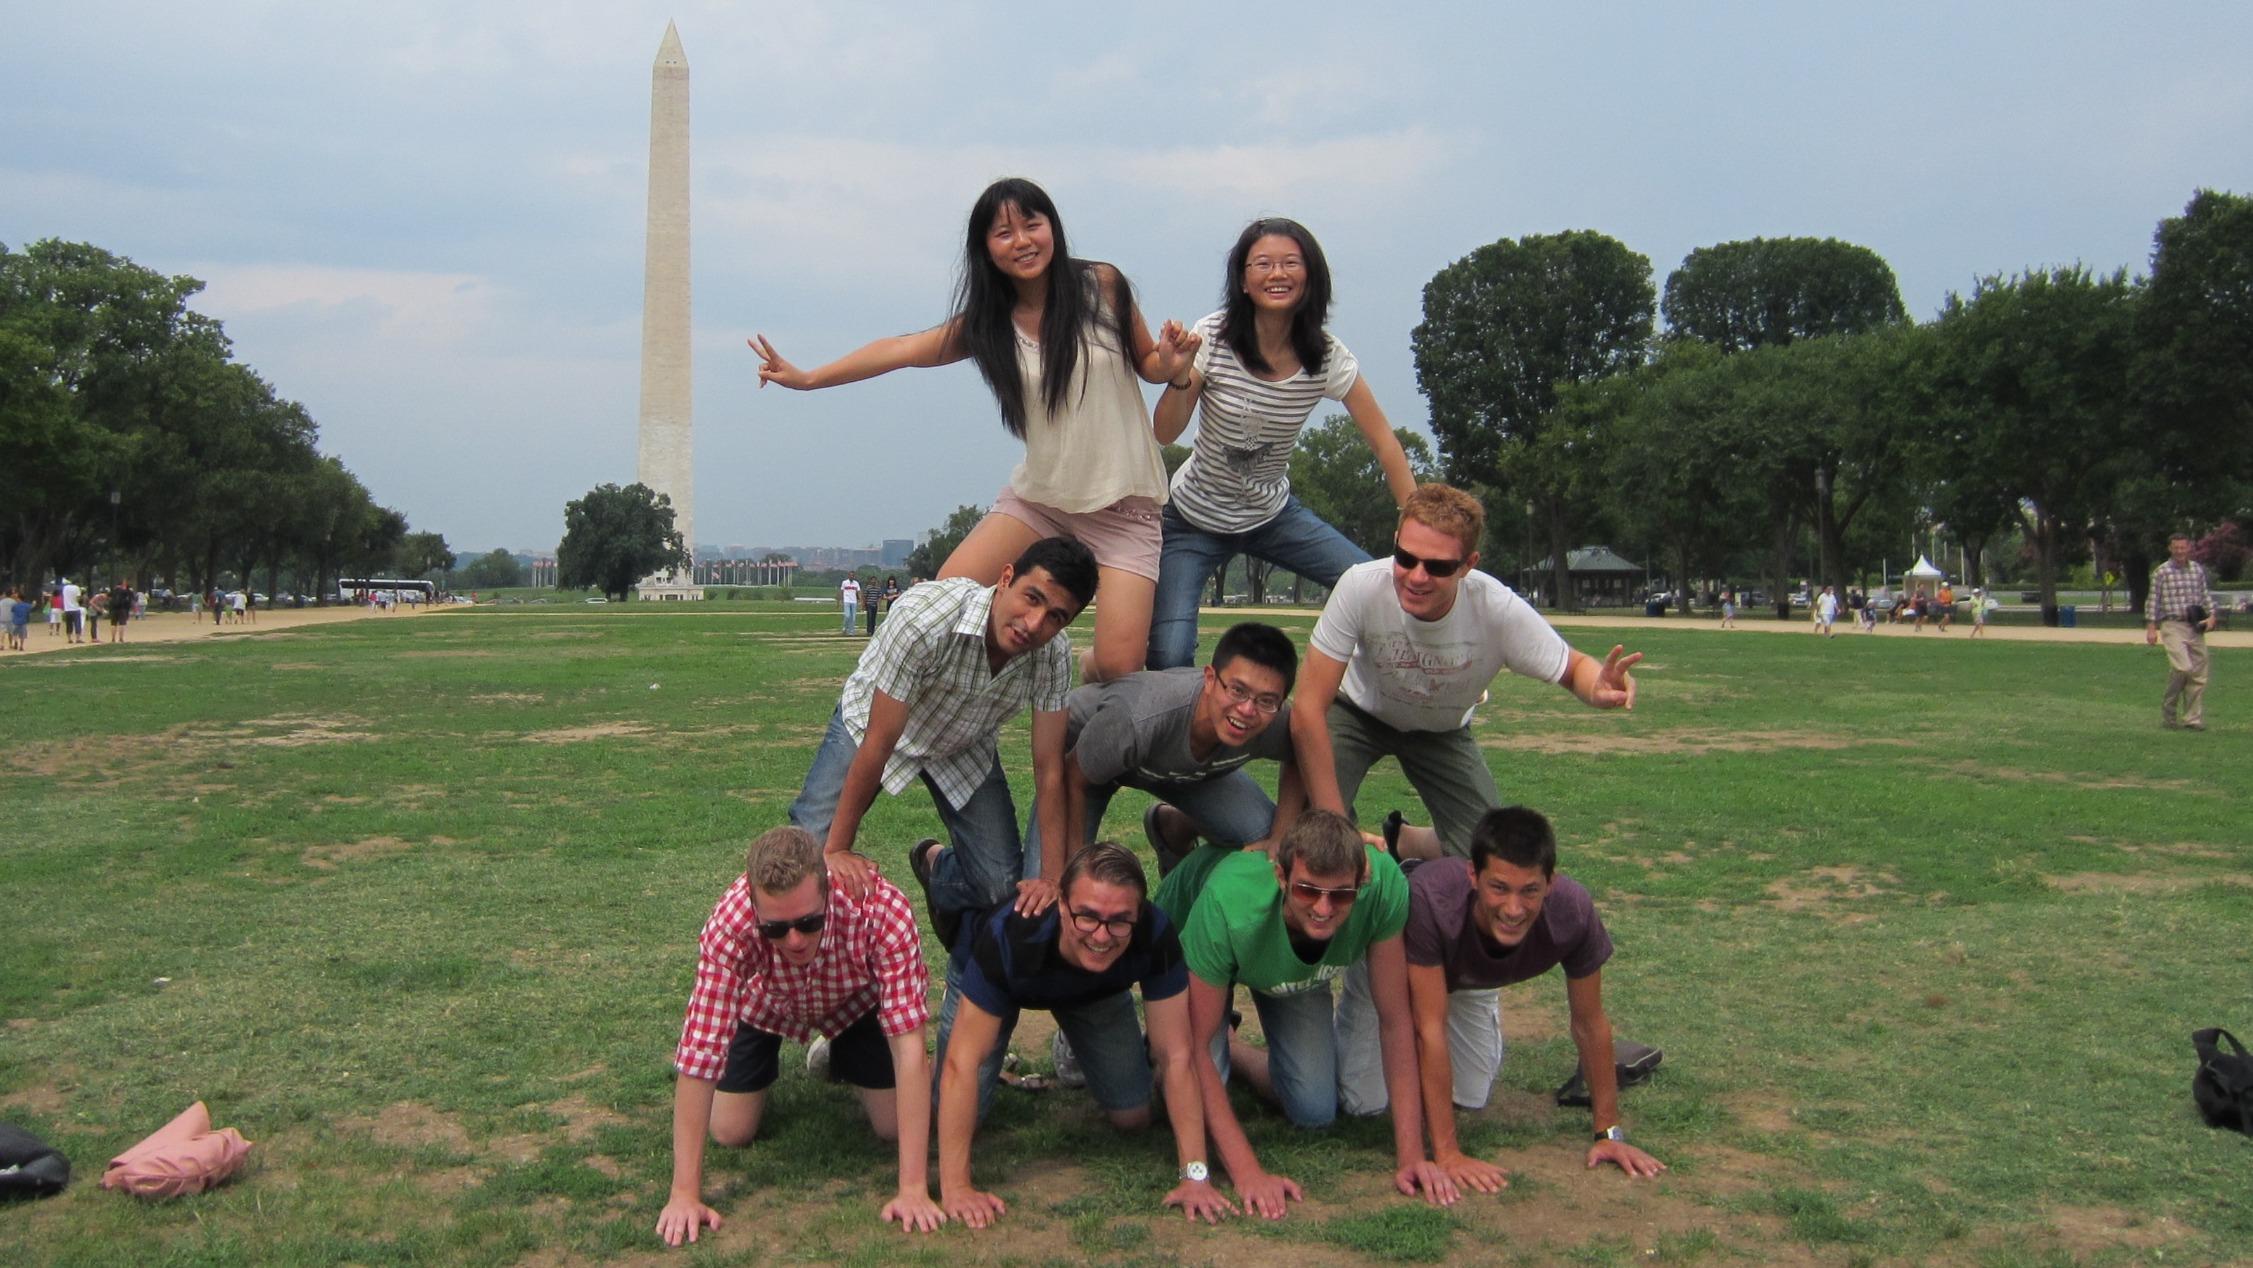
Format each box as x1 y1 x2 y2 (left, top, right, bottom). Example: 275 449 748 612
657 827 942 1245
2146 531 2219 730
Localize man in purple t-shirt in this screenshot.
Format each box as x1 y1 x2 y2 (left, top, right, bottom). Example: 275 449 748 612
1335 806 1664 1193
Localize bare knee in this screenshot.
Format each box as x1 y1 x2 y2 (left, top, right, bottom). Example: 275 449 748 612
1105 1106 1152 1132
709 1119 760 1148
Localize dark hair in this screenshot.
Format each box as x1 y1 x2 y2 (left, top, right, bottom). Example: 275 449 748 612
952 178 1136 440
1274 809 1364 879
1211 622 1297 693
2169 531 2193 544
1061 841 1149 901
1010 536 1100 610
1219 217 1333 377
1469 806 1557 878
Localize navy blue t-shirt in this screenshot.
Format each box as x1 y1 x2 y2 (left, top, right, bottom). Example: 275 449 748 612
955 902 1189 1017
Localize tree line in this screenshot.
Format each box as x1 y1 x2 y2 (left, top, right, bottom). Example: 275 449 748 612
1408 190 2253 624
1 239 440 599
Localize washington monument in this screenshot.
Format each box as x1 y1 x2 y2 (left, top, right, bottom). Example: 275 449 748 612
636 21 698 598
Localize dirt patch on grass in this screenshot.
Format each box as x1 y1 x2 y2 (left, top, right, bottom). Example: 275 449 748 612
269 661 321 670
199 715 376 747
2042 1204 2194 1253
543 1093 629 1143
1765 865 1898 918
2043 872 2245 895
396 649 498 659
522 723 654 743
0 1077 70 1119
468 691 544 705
301 836 417 870
342 1101 474 1155
1481 728 1913 756
1939 760 2201 793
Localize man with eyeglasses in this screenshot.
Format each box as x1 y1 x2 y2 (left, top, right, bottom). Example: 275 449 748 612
659 826 942 1246
1290 484 1640 863
1334 806 1665 1194
930 844 1236 1228
1152 809 1457 1219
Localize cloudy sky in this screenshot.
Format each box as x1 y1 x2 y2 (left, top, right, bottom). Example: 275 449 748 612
7 2 2247 555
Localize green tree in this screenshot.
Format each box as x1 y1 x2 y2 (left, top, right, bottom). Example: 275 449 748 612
555 483 690 602
1662 236 1907 352
904 504 986 580
1412 230 1654 607
1289 416 1439 558
1931 267 2142 623
396 531 456 583
457 548 525 590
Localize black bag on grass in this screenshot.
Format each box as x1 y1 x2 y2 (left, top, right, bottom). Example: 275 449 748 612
1555 1039 1663 1107
0 1122 70 1198
2192 1028 2253 1134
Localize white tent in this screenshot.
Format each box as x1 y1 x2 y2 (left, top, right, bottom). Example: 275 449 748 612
1903 556 1945 590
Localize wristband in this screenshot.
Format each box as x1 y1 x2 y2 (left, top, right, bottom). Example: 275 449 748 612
1594 1125 1625 1143
1168 375 1194 391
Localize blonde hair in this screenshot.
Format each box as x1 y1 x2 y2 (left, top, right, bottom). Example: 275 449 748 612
1400 484 1484 557
745 826 825 895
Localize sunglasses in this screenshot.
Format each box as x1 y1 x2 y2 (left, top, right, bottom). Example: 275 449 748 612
754 912 827 940
1287 879 1362 906
1392 545 1466 579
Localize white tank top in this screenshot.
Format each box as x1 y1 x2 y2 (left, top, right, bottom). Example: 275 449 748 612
1005 309 1168 513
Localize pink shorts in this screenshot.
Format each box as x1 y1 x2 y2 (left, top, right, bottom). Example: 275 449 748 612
988 486 1163 582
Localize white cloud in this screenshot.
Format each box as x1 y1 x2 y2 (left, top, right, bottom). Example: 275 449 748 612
191 263 501 349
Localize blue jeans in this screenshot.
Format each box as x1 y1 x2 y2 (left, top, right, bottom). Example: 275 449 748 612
1211 978 1342 1128
1147 497 1371 670
930 961 1154 1121
1026 769 1279 866
840 600 857 633
789 706 1025 916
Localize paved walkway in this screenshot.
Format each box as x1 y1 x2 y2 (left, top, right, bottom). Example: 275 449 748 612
2 604 445 659
1199 605 2251 648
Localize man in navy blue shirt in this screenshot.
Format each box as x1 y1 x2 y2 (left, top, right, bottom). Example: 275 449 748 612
932 843 1236 1228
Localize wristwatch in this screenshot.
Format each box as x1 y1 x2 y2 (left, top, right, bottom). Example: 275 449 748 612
1180 1161 1209 1183
1593 1125 1626 1143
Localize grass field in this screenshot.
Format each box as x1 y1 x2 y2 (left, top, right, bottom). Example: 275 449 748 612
2 605 2246 1266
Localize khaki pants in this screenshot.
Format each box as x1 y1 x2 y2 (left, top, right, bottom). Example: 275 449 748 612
2160 620 2209 726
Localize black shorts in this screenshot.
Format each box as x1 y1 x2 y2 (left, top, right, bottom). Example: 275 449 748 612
715 1009 895 1093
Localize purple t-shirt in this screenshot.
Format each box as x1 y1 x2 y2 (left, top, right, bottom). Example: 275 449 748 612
1403 861 1611 990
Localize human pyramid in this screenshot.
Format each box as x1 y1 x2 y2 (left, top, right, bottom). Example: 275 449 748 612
658 179 1657 1246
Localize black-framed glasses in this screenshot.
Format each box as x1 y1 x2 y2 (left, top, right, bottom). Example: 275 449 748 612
1067 906 1138 941
754 912 827 940
1392 544 1466 579
1218 677 1285 716
1287 879 1362 906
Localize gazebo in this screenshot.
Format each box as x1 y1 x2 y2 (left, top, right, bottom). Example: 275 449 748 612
1535 545 1646 607
1902 555 1945 595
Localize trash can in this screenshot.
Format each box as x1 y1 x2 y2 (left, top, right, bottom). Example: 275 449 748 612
1645 599 1665 617
2060 605 2077 628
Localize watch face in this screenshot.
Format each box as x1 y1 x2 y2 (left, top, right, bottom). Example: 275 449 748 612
1183 1161 1209 1183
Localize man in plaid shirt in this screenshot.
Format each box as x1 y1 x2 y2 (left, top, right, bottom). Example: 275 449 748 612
658 826 942 1245
2146 531 2219 731
788 536 1099 929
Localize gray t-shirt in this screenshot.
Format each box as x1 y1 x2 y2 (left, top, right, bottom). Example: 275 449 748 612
1066 667 1293 790
1403 860 1611 991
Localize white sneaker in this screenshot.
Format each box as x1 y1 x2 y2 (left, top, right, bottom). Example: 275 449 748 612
806 1034 833 1082
1050 1031 1086 1089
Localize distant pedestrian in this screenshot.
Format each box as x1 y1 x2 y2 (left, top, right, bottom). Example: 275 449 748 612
7 589 30 650
209 588 224 627
60 577 83 643
1815 586 1839 638
1719 588 1737 629
46 586 62 639
86 591 106 643
864 576 879 637
232 590 248 624
108 581 134 643
243 589 257 623
839 575 861 636
1969 587 1990 638
2146 532 2217 731
1937 583 1956 630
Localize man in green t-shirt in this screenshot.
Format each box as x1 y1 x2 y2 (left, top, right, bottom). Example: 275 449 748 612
1153 810 1456 1220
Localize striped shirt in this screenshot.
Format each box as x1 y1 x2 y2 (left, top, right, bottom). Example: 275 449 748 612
674 873 930 1081
2146 558 2214 623
1169 310 1360 533
838 577 1073 809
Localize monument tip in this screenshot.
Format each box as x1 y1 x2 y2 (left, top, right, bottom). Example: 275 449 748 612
656 20 686 67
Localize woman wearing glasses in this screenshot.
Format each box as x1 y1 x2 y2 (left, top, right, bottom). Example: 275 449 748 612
1145 217 1420 670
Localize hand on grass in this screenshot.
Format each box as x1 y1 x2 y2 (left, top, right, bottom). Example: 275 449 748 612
1586 1139 1667 1178
882 1189 948 1233
1164 1177 1237 1223
1395 1159 1461 1206
940 1185 1007 1229
656 1193 722 1246
1234 1169 1302 1220
1434 1148 1509 1194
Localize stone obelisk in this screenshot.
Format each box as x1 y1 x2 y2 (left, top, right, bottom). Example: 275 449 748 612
635 21 700 599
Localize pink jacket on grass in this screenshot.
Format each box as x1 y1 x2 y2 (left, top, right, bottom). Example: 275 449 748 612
100 1101 251 1198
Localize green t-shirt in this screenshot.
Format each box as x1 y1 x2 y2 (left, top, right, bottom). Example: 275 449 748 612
1157 844 1408 996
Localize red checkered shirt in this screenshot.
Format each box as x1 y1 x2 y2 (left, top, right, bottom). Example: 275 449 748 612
2146 558 2214 624
673 873 930 1082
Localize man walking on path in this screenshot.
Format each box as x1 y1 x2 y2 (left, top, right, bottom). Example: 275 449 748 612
60 578 83 643
2147 532 2218 731
840 574 862 635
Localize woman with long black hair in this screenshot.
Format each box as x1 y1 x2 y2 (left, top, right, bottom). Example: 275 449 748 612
753 177 1197 680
